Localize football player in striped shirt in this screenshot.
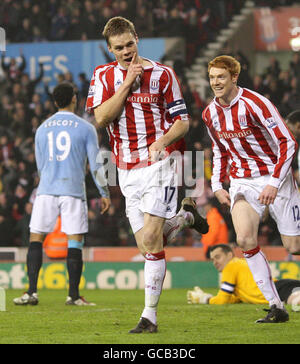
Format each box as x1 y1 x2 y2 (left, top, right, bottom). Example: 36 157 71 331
285 109 300 185
187 244 300 316
86 16 208 333
202 55 300 323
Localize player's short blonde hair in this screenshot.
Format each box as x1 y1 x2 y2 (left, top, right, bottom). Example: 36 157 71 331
208 55 241 77
102 16 137 45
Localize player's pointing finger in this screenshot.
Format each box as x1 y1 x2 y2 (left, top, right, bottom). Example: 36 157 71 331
131 52 138 64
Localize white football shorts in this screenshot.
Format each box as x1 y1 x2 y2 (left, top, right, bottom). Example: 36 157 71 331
30 195 88 235
229 171 300 236
118 156 178 234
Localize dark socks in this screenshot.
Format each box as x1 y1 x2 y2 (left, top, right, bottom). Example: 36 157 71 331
27 242 43 295
67 248 83 300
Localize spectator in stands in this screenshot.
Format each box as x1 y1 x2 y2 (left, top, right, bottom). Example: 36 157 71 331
0 164 3 193
214 0 228 28
252 74 267 95
289 52 300 79
50 6 70 41
134 6 153 38
152 1 169 37
10 83 26 102
184 8 202 65
264 56 281 78
0 191 12 216
81 0 98 39
12 183 29 221
31 4 48 40
1 49 26 82
64 71 78 92
43 99 56 118
0 134 15 164
66 7 86 41
0 0 21 42
281 77 300 113
185 117 207 150
0 192 14 246
1 159 19 196
200 197 229 259
11 102 31 139
20 63 44 102
78 72 90 99
181 80 196 116
21 0 32 21
166 7 186 37
234 51 253 89
118 0 133 20
77 72 91 113
0 95 14 129
267 77 283 107
98 7 114 38
65 0 81 16
29 94 43 116
257 221 282 247
15 18 33 43
278 70 291 95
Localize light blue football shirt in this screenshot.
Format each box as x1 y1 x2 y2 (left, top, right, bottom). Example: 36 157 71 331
35 111 109 200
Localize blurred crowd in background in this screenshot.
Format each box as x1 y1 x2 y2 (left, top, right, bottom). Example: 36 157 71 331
0 0 299 252
1 0 243 57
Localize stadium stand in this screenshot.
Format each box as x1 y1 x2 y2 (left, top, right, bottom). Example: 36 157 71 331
0 0 299 250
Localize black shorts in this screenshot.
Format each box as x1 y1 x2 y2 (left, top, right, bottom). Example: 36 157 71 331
275 279 300 303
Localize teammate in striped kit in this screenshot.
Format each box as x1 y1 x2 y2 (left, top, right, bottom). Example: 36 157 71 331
203 55 300 323
86 17 208 333
285 110 300 185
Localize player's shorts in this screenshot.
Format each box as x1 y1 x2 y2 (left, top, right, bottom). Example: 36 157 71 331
118 156 178 234
275 279 300 303
229 171 300 236
29 195 88 235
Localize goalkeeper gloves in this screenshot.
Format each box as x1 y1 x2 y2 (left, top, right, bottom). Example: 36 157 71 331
187 286 213 304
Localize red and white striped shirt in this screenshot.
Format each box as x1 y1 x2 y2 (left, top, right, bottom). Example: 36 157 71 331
86 58 188 169
202 87 297 192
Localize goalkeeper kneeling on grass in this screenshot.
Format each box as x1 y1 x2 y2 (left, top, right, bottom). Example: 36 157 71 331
187 244 300 312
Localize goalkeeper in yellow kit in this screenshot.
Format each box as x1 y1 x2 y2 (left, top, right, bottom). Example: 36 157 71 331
187 244 300 310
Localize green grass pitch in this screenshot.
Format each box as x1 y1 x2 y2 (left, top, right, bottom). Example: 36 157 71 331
0 288 299 344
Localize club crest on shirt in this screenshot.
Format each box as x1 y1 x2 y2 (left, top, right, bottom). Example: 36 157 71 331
88 85 95 97
238 114 248 127
212 117 220 130
150 80 159 90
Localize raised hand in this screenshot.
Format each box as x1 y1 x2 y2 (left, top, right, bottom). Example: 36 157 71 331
258 185 278 205
124 52 143 90
215 189 231 208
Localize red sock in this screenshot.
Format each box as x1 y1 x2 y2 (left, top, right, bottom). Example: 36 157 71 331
145 250 165 261
243 246 260 258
